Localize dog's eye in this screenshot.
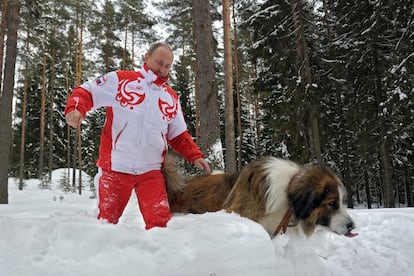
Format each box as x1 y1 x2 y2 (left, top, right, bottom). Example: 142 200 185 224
328 201 338 209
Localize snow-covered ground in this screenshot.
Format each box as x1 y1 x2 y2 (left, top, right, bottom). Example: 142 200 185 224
1 169 413 276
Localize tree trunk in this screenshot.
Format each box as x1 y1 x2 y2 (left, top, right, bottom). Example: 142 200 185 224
0 0 20 204
39 53 47 182
18 27 30 190
232 0 242 170
376 174 382 207
372 48 394 208
131 31 135 66
77 14 84 193
18 71 28 190
0 1 8 94
76 9 83 86
65 55 71 190
290 0 322 164
72 129 77 189
364 167 372 209
250 60 261 156
381 134 394 207
72 8 83 191
336 90 353 208
322 0 353 204
222 0 236 172
405 165 413 207
48 35 56 183
123 19 128 70
78 129 82 195
192 0 221 167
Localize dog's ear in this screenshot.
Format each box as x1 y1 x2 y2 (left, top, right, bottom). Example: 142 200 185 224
288 185 321 219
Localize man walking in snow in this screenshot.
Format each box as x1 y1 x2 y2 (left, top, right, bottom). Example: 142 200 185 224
64 41 211 229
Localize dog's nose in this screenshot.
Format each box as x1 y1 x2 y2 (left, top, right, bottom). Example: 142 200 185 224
347 221 355 231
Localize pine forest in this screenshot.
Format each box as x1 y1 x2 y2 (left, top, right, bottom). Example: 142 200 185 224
0 0 413 208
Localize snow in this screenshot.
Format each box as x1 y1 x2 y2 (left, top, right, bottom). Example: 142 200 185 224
1 169 414 276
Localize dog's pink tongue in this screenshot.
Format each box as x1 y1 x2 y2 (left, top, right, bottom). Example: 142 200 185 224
345 232 358 238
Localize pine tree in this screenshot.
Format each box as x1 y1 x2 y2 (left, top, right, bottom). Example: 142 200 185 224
192 0 222 169
328 0 414 207
0 0 20 204
118 0 156 69
238 0 311 162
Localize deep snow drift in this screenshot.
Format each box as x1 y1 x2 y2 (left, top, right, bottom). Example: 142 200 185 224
1 169 413 276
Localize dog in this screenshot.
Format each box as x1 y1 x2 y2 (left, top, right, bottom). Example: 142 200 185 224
163 156 357 238
163 156 239 214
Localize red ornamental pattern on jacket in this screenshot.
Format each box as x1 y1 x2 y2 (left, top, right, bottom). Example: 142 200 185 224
115 77 178 121
116 79 145 109
158 92 178 121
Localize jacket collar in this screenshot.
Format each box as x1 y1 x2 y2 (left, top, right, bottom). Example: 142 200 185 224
141 63 169 86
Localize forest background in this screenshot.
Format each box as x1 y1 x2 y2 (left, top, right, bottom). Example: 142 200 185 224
0 0 413 209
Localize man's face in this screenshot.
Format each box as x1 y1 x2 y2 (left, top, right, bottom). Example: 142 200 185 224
145 46 173 78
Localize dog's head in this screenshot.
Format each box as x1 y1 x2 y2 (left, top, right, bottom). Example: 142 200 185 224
287 165 357 237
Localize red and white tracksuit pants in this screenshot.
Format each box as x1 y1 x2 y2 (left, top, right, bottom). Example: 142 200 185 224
95 169 172 229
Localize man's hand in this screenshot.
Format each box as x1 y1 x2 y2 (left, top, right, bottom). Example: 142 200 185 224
194 158 212 175
65 110 83 128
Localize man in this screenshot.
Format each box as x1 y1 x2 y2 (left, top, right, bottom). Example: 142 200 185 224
65 42 211 230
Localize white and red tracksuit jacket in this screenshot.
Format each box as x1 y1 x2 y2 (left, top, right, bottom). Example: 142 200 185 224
64 63 203 175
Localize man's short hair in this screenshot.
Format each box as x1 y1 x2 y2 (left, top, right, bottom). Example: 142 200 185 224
148 42 173 58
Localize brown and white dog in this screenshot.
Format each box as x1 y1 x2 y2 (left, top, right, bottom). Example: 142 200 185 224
163 156 357 238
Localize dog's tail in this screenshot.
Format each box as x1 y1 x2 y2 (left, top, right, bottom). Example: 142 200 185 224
162 155 186 194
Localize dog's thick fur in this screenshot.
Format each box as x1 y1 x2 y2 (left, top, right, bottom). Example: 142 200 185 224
163 156 356 238
164 158 240 214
